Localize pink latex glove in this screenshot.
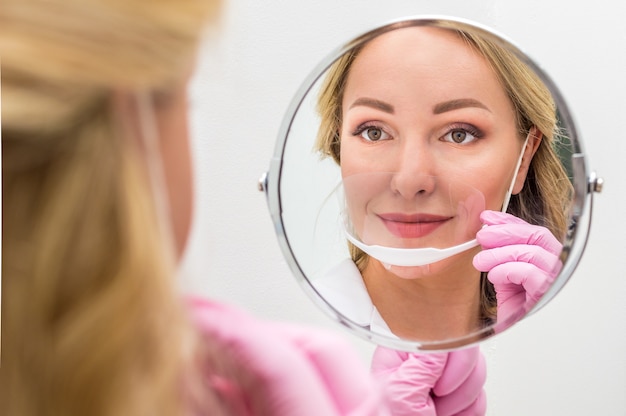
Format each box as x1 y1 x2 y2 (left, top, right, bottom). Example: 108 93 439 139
187 297 385 416
473 210 563 325
371 346 486 416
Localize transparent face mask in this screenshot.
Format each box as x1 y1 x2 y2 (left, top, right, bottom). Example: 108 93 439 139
341 134 530 267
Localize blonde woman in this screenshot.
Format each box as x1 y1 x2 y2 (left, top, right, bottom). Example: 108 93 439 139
1 3 490 415
315 23 572 341
0 1 393 414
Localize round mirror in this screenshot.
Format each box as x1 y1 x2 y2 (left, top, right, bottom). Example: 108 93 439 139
260 16 601 351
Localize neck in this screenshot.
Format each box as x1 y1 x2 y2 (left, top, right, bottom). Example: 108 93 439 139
361 247 483 341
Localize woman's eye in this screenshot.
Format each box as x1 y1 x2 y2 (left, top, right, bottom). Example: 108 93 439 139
358 126 390 142
443 128 480 144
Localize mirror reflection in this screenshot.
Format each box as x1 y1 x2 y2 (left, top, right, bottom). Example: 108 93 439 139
275 18 578 349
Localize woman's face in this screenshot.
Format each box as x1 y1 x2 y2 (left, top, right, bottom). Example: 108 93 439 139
340 27 525 257
116 69 195 261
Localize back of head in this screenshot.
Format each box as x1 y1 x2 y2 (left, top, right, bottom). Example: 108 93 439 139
1 1 220 415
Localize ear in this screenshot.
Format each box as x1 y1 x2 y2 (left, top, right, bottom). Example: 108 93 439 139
512 126 542 195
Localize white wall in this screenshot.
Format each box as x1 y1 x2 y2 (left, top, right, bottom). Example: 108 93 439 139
180 1 626 415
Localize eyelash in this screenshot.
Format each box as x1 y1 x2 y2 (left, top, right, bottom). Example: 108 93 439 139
351 122 391 141
442 123 484 142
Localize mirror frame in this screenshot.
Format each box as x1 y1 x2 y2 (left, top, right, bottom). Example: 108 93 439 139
260 15 601 351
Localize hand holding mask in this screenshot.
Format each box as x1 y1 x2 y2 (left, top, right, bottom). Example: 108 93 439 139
474 210 563 326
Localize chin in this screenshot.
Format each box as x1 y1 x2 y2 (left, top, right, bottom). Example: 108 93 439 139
386 263 437 279
384 249 479 280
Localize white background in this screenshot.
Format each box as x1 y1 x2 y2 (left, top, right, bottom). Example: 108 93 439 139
180 1 626 415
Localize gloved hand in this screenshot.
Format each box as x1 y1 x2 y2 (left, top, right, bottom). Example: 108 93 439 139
473 210 563 325
371 346 486 416
188 297 385 416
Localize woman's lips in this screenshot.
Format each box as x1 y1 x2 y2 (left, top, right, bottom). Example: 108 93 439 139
378 213 451 239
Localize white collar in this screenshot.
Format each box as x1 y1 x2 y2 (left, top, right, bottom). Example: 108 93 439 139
312 258 397 338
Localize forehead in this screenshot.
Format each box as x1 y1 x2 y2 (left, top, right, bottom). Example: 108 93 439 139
343 26 511 112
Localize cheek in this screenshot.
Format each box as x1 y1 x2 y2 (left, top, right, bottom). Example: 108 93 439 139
338 132 359 177
339 128 390 176
452 184 486 239
156 95 193 259
460 157 517 212
342 170 370 229
340 139 367 219
341 167 390 234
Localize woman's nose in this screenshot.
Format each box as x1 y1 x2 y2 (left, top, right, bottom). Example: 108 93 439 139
390 141 437 198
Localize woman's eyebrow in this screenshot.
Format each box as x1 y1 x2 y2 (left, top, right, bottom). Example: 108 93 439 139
349 97 395 113
433 98 491 114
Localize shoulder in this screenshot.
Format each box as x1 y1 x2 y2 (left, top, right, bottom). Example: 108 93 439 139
311 258 368 305
310 259 376 327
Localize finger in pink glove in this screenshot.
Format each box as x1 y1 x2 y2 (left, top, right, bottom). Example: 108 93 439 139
434 347 487 416
372 347 446 416
187 297 384 416
371 346 486 416
269 322 385 415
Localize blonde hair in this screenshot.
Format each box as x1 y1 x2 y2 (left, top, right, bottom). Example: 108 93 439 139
0 1 236 415
315 21 573 326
